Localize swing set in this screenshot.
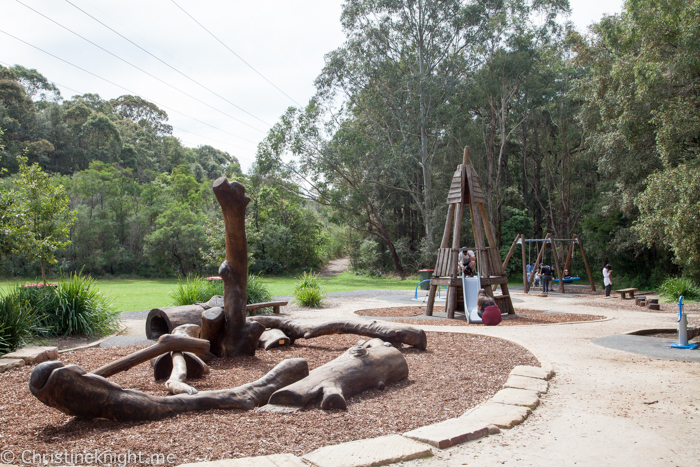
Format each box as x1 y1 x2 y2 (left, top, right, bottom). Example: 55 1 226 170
502 233 596 294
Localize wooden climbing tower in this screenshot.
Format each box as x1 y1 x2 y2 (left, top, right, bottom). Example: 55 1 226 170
425 147 514 319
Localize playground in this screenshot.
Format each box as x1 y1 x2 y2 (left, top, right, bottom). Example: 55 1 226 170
0 173 698 467
1 285 698 466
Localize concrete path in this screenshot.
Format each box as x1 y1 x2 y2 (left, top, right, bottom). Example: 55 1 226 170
109 291 700 466
402 293 700 467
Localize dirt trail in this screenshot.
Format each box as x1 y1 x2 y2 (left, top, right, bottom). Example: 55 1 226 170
317 257 350 277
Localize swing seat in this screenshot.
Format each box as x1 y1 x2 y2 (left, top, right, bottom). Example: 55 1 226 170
554 276 581 283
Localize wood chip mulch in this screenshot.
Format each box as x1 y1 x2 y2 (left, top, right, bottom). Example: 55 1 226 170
0 332 537 465
354 306 606 326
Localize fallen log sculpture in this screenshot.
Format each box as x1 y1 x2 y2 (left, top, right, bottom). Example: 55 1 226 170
153 352 209 380
92 333 211 378
29 358 310 421
259 329 291 350
249 316 428 350
146 305 205 340
260 338 408 412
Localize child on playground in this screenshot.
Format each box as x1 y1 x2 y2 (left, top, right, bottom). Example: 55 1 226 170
477 289 495 318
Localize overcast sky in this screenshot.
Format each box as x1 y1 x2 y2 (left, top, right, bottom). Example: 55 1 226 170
0 0 625 172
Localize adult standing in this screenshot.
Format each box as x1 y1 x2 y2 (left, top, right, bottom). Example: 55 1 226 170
541 264 553 293
603 264 613 297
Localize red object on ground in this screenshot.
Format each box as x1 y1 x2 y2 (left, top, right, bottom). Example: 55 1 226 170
482 305 502 326
206 276 222 281
22 283 57 288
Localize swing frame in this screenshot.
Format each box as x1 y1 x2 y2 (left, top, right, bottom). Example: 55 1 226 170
502 233 596 294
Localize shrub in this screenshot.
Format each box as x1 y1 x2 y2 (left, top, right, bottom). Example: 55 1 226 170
292 271 326 307
46 273 120 336
170 274 214 305
659 277 700 302
171 273 273 312
0 292 45 355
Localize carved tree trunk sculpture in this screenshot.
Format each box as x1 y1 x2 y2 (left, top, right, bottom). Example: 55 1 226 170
212 177 265 357
249 316 428 350
29 358 309 421
260 338 408 412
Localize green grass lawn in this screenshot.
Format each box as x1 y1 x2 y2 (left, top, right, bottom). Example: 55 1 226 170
0 272 421 313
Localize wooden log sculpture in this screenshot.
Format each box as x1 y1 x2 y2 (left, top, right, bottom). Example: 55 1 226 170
153 352 209 380
212 177 265 357
259 329 291 350
249 316 428 350
92 334 211 378
29 358 310 421
160 325 209 395
146 305 205 340
260 338 408 412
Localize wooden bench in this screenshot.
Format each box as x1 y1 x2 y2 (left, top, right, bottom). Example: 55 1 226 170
246 301 287 316
615 288 638 299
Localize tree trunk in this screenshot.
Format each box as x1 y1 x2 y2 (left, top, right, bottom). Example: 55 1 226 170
259 329 291 350
29 358 309 422
249 316 427 350
212 177 265 356
260 339 408 411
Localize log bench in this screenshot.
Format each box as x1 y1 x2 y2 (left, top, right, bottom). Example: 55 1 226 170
615 288 638 299
246 301 288 316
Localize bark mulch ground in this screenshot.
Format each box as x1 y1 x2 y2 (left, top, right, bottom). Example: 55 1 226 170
354 306 606 326
0 332 537 465
581 296 700 315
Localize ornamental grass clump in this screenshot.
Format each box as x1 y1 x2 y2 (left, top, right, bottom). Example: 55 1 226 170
171 273 273 312
659 277 700 302
0 292 45 355
292 271 326 307
47 273 120 336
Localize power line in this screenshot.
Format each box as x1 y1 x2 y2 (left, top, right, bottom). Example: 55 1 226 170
63 0 272 127
0 29 257 145
170 0 302 107
15 0 264 133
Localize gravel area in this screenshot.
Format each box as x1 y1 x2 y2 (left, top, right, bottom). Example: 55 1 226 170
0 332 537 465
354 306 606 326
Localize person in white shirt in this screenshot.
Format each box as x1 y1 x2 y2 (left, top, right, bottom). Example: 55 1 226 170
458 249 476 276
603 264 613 297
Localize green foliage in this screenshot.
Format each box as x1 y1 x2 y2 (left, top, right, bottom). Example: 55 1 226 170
634 165 700 279
659 277 700 302
0 290 44 355
350 239 383 276
292 271 326 307
170 274 273 311
10 273 118 337
246 273 273 305
169 274 215 306
14 156 76 280
47 273 120 336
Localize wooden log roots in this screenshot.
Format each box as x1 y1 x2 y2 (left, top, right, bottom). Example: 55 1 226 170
249 316 428 350
259 338 408 412
92 334 210 378
29 358 310 421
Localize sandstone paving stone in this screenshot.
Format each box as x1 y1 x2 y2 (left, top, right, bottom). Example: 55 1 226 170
491 388 540 410
510 365 553 380
460 401 531 429
302 434 433 467
0 358 25 373
176 454 306 467
504 375 549 394
1 346 58 364
403 418 489 449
